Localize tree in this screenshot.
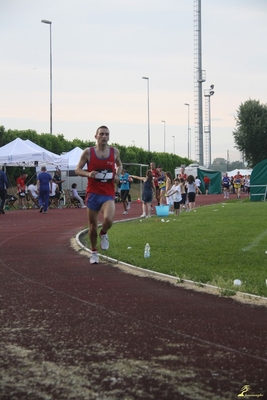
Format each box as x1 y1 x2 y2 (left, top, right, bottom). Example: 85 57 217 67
211 157 245 172
233 99 267 167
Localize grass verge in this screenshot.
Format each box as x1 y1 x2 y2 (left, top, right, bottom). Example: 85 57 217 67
85 201 267 298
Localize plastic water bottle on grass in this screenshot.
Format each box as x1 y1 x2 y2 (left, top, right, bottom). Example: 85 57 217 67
144 243 150 258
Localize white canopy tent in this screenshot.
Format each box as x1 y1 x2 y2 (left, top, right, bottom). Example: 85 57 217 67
61 147 84 169
0 138 69 167
226 169 253 177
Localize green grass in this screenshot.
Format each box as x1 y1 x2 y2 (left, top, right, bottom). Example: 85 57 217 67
84 201 267 298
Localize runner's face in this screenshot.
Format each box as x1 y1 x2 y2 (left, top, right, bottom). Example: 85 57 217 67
96 128 110 144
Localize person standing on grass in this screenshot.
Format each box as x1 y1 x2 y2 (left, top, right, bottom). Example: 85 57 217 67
157 165 166 205
186 175 198 212
130 170 155 218
166 178 182 216
37 166 52 214
165 171 173 213
179 177 187 211
75 126 122 265
119 169 130 215
150 162 160 206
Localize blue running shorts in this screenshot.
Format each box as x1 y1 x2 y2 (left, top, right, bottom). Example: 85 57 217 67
87 193 114 211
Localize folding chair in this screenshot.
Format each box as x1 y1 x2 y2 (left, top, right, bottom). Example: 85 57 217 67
27 191 39 209
5 194 18 210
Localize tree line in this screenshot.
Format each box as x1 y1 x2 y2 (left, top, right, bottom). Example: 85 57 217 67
2 97 265 184
0 126 189 185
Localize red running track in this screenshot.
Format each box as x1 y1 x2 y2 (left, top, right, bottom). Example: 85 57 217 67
0 195 266 399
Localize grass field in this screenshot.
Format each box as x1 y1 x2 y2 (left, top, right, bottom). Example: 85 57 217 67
92 201 267 298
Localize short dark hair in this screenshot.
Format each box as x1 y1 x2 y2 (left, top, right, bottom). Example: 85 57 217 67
96 126 109 135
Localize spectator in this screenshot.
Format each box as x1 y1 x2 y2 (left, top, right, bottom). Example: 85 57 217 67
37 166 52 214
195 176 201 195
186 175 198 211
16 173 28 209
166 178 182 216
150 162 160 206
28 181 38 200
119 169 130 215
130 170 155 218
179 177 188 211
71 183 86 208
49 178 61 208
165 171 173 212
53 168 65 192
178 167 188 201
178 166 188 180
157 165 166 205
27 181 39 208
203 175 210 195
244 175 250 197
0 166 8 214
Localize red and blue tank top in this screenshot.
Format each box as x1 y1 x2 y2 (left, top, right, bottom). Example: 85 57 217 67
86 147 116 196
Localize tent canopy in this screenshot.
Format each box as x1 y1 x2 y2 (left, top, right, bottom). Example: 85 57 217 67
0 138 68 167
227 169 253 177
61 147 84 170
250 160 267 202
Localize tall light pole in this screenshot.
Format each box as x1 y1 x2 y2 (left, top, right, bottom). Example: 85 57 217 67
161 120 166 152
142 77 150 151
41 19 52 134
172 135 175 154
204 84 215 168
184 103 190 159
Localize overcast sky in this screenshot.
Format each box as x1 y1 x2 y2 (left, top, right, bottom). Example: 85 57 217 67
1 0 267 164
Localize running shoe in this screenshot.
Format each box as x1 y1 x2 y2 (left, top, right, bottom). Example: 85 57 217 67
140 213 146 218
39 206 43 213
100 233 109 250
90 251 99 264
123 211 128 215
127 204 131 210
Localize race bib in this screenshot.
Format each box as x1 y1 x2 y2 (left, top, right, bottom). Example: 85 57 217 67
95 170 113 182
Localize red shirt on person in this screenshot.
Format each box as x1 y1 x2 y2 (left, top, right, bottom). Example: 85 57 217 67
86 147 116 197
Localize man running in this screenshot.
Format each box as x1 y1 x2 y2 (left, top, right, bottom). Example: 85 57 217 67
75 126 122 264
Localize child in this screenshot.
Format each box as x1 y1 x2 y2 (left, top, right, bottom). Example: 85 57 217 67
165 171 173 212
130 170 155 218
179 177 187 211
166 178 182 216
186 175 198 212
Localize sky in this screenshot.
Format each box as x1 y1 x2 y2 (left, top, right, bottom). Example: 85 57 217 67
1 0 267 165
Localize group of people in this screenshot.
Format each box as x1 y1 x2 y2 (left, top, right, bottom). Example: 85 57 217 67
127 166 207 218
14 169 65 213
30 169 86 213
0 166 87 214
222 171 250 199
